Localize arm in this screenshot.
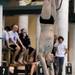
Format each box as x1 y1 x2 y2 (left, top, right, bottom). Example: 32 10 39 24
65 48 68 54
6 40 9 48
5 32 10 47
17 34 26 49
18 38 25 48
51 0 56 20
64 44 68 54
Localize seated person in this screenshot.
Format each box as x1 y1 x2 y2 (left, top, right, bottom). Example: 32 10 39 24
2 26 10 63
29 49 37 75
23 47 37 75
19 28 31 49
18 28 31 64
8 24 26 64
3 26 10 48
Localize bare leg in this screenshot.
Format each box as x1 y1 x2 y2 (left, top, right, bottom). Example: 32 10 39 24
22 49 29 64
38 54 50 75
12 46 20 63
18 49 26 64
30 62 36 75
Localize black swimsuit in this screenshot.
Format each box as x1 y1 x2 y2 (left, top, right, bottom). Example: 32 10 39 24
40 15 55 24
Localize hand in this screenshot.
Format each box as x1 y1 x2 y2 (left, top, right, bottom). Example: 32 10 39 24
22 45 26 50
64 52 67 55
16 44 20 51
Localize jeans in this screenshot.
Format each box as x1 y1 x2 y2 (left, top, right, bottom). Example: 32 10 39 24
53 57 64 75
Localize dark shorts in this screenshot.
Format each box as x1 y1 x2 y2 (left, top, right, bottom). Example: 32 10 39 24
9 44 17 50
40 15 54 24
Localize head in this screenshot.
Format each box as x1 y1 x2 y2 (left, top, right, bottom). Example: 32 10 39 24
58 36 64 43
12 24 18 32
21 28 26 33
4 26 11 32
20 28 27 36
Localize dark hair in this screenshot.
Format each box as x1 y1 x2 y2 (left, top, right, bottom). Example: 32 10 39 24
11 24 18 29
58 36 64 41
4 26 11 31
21 28 24 32
28 47 35 54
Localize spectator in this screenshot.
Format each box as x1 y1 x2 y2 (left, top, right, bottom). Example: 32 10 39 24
52 35 58 56
19 28 31 49
52 35 58 75
54 36 67 75
3 26 11 48
27 47 37 75
8 24 26 64
18 28 31 64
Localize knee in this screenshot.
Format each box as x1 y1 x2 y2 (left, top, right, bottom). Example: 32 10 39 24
16 46 21 51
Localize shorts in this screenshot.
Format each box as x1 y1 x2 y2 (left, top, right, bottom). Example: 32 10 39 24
9 44 17 51
40 15 54 24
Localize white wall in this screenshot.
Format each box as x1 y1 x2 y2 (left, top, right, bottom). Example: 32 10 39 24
69 23 75 75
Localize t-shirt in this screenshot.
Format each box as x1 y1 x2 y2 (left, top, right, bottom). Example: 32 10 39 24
55 42 66 57
8 31 19 44
3 30 9 41
19 33 31 49
3 30 9 46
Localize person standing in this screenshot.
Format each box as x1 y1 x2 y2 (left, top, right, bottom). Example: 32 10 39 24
52 35 58 56
52 35 58 75
54 36 67 75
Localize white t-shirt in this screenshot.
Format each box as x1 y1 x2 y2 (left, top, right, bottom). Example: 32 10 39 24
8 31 19 44
55 42 66 57
3 30 9 46
3 30 9 41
